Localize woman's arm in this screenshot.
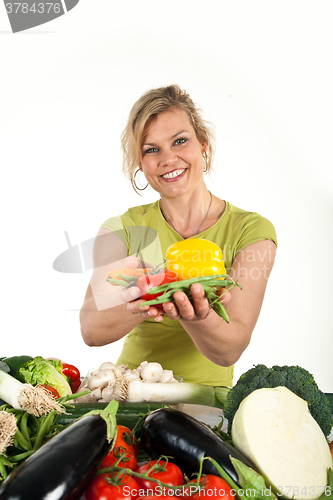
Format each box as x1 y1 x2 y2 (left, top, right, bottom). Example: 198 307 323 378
80 227 151 346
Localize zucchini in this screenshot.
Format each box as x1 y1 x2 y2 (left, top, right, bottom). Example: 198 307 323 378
140 407 256 485
56 401 165 436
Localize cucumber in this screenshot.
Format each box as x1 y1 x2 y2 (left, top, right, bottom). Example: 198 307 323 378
56 402 165 436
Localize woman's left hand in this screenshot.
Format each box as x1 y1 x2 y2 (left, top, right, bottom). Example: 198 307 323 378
162 283 231 322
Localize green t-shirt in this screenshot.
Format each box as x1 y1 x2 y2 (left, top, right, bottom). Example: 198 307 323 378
101 201 277 386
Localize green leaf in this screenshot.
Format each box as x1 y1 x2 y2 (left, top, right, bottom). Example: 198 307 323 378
230 457 277 500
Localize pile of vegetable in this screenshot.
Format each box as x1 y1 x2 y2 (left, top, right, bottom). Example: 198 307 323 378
107 238 241 322
1 357 333 500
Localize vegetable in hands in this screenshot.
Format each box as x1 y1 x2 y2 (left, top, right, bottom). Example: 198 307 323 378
231 386 333 499
166 238 226 280
139 275 239 322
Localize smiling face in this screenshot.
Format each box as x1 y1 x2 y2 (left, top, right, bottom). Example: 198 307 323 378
140 108 207 198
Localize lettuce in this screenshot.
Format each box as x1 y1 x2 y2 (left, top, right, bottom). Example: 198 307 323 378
17 356 72 396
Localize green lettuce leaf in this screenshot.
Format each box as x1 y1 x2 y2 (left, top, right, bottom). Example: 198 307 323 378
17 356 71 396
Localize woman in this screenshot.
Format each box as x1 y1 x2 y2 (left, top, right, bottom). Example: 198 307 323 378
80 85 277 386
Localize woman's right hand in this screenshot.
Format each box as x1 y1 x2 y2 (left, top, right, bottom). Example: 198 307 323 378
121 256 165 322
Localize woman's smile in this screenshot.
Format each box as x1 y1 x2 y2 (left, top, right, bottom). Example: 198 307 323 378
160 168 187 181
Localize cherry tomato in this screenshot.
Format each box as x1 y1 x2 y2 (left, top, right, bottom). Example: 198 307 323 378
137 271 178 302
136 460 184 495
36 384 60 399
114 425 140 458
186 475 233 500
100 446 138 471
85 473 140 500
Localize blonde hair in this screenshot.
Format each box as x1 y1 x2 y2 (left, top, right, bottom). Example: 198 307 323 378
121 85 216 194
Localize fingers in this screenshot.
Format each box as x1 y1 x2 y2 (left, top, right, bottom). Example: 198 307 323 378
121 285 142 303
217 288 232 305
163 285 210 321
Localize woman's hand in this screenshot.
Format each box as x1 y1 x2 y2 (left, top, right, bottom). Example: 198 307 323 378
161 283 232 322
121 256 166 322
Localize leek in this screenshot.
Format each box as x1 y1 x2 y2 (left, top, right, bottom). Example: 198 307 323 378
0 370 64 417
113 376 222 407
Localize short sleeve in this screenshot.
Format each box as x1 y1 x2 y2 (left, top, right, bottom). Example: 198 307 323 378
100 215 129 250
236 213 277 254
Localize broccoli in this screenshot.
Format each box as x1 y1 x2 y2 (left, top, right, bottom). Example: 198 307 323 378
223 364 333 437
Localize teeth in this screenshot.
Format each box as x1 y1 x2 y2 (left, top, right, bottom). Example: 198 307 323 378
162 169 185 179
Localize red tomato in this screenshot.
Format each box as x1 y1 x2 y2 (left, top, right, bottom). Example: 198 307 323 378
62 363 80 380
114 425 139 458
100 447 138 471
36 384 60 399
136 460 184 495
186 475 233 500
85 473 140 500
137 271 178 302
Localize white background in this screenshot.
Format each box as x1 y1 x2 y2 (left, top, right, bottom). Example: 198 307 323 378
1 1 332 391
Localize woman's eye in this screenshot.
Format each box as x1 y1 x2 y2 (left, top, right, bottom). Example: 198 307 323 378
143 147 158 155
174 137 187 146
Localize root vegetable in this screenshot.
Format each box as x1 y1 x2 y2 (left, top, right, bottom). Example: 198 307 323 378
232 386 333 499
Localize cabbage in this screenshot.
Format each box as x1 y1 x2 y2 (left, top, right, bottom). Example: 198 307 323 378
17 356 72 396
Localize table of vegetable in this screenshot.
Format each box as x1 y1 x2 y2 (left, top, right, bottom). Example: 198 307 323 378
0 356 333 500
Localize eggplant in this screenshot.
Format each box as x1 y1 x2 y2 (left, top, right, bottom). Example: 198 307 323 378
140 407 255 485
0 400 118 500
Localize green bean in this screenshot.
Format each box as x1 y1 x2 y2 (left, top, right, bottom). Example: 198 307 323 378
9 450 34 462
106 278 129 286
33 411 56 451
117 273 139 283
212 301 230 323
19 411 32 449
13 427 31 451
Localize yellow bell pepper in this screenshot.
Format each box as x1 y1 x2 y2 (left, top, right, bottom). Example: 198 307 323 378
166 238 226 280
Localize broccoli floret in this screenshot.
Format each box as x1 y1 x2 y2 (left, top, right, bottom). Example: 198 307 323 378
223 364 333 437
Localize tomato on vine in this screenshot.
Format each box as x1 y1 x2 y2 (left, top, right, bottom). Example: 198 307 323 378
85 472 140 500
100 446 138 471
114 425 139 458
186 475 233 500
136 459 185 495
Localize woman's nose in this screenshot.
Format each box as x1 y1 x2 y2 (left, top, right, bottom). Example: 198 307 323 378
159 148 178 167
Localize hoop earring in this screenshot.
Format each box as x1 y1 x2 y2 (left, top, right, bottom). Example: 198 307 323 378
133 168 149 192
202 152 208 173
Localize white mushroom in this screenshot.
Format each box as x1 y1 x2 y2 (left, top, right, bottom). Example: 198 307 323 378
141 362 163 383
158 370 174 384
